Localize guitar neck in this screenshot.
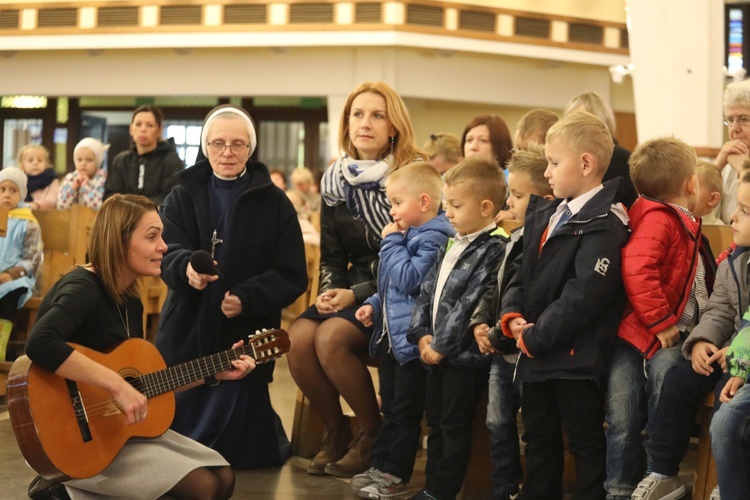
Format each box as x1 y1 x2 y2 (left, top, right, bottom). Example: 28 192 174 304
134 344 255 398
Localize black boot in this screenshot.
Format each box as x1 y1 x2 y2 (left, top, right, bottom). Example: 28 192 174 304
27 475 70 500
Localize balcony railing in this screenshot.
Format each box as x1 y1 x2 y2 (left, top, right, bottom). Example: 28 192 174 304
0 1 628 55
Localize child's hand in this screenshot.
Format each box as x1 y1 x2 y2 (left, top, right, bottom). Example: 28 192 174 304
473 324 495 354
709 347 730 372
356 305 374 327
494 210 514 224
381 222 402 238
418 335 433 354
75 170 91 188
508 317 533 340
0 273 12 284
720 376 746 403
655 325 680 348
421 344 445 365
691 341 721 376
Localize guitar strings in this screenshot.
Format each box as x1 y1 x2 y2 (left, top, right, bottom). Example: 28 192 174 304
72 342 284 418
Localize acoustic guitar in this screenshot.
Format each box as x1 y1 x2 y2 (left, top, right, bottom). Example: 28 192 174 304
6 329 290 481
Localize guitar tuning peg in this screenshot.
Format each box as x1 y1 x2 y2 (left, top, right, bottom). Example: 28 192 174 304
255 330 260 334
262 328 267 332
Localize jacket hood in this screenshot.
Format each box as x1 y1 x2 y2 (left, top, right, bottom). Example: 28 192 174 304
628 196 697 235
578 178 629 224
411 211 455 239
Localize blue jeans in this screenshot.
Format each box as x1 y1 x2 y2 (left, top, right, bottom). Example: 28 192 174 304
604 341 684 500
711 382 750 500
486 356 522 499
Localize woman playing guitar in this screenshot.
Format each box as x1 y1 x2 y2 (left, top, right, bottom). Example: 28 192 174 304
24 194 255 499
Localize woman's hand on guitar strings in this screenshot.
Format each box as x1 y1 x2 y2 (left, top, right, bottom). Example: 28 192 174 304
113 380 148 425
215 339 256 381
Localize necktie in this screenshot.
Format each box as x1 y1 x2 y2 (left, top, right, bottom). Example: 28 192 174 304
551 207 572 236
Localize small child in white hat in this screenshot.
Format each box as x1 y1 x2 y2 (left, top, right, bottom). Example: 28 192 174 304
57 137 109 210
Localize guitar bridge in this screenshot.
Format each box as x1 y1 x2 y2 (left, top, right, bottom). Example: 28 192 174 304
65 379 92 443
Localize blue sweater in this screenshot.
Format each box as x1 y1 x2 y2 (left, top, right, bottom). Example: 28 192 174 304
366 213 454 365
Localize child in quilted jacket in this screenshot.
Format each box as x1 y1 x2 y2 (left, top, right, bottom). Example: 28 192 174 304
605 137 717 500
349 162 453 498
407 156 507 500
633 169 750 500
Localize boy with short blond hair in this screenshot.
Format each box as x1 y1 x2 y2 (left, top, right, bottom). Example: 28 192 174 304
633 168 750 500
500 111 630 499
514 109 559 150
694 160 724 225
350 162 454 498
605 137 717 500
470 143 553 499
407 156 507 500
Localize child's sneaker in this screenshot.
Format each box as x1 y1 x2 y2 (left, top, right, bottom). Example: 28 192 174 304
708 486 720 500
631 474 686 500
351 468 383 492
358 473 406 499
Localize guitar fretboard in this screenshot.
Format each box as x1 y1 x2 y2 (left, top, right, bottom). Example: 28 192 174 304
130 336 281 398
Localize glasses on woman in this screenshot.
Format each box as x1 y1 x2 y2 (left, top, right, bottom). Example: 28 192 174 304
724 115 750 127
207 141 250 154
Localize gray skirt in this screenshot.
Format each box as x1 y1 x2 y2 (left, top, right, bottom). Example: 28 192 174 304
64 430 229 499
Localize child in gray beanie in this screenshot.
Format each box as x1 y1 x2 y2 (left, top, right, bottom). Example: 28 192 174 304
0 166 43 361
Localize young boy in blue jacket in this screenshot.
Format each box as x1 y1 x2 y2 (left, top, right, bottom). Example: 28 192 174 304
407 156 508 500
501 112 630 499
351 162 454 499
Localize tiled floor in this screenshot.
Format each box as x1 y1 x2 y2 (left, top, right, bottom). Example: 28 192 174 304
0 356 699 499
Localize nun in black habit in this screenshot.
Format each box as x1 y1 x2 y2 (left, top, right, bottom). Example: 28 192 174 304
156 105 307 468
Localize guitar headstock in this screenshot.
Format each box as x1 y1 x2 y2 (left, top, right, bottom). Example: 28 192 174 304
247 329 290 364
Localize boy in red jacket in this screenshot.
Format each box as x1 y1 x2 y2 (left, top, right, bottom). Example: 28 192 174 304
604 137 716 500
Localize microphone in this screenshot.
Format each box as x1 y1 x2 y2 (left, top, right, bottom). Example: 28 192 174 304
190 250 222 278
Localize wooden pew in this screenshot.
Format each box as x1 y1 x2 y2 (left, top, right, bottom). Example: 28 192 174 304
33 204 96 268
282 243 320 330
702 224 733 259
0 207 8 236
7 207 96 366
140 276 168 342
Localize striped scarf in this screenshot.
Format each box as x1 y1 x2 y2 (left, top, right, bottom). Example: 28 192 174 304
321 155 392 238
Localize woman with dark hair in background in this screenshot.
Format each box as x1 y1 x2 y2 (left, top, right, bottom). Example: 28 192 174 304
461 115 514 170
104 105 184 205
461 114 514 222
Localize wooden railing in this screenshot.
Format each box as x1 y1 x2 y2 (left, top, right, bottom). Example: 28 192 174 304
0 1 628 55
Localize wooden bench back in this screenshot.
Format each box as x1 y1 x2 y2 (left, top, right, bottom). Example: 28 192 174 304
0 207 7 237
33 205 97 266
500 219 522 234
31 205 97 296
702 224 733 259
